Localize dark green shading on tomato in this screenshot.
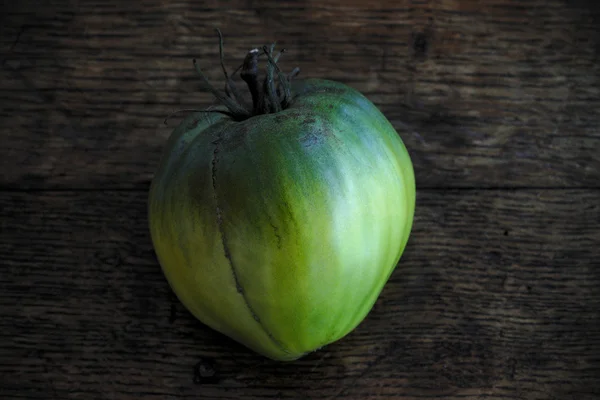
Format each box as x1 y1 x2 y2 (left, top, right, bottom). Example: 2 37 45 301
148 32 416 361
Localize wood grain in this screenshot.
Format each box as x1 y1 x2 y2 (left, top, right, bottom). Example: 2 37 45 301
1 189 599 399
1 0 599 189
2 0 600 399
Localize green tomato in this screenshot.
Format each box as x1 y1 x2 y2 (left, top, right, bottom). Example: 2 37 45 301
148 43 415 361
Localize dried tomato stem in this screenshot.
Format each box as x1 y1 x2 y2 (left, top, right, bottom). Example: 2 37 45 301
193 59 250 120
240 49 262 115
215 28 248 111
263 46 292 109
263 44 281 113
186 32 301 122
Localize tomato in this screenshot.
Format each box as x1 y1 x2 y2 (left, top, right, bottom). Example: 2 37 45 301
148 37 415 361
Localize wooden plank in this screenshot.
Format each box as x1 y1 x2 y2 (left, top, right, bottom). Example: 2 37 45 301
1 189 599 399
1 0 599 189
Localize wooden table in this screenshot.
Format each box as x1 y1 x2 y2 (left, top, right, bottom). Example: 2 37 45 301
2 1 599 399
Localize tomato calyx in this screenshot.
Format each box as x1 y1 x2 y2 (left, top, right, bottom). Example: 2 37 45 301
185 29 301 122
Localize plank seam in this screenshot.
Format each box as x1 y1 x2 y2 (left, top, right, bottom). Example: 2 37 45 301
1 186 599 193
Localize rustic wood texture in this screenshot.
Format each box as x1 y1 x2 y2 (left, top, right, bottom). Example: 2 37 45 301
1 0 600 399
1 0 599 189
2 190 599 399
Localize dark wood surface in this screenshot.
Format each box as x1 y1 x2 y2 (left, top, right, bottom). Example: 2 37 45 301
1 1 599 399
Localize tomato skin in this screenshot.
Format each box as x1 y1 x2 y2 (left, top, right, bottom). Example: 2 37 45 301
148 78 415 361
